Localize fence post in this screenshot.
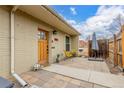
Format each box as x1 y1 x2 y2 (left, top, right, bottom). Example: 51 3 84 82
122 26 124 70
106 39 109 59
88 40 90 57
114 34 118 66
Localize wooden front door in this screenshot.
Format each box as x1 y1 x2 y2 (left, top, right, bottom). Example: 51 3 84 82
38 29 48 66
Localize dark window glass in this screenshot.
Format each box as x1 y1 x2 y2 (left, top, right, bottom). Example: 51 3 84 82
38 32 46 40
66 44 70 51
66 36 70 43
65 36 70 51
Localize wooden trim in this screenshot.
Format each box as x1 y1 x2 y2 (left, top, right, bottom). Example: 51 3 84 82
38 27 49 32
122 29 124 68
109 40 114 43
88 40 90 57
117 36 122 41
118 52 122 56
114 34 118 66
109 50 114 53
38 27 49 40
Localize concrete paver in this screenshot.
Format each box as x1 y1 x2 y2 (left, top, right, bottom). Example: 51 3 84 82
53 74 72 82
42 64 124 88
93 84 107 88
80 81 93 88
59 57 110 73
33 80 46 87
89 71 124 88
69 79 81 85
65 83 80 88
13 57 124 88
43 64 90 81
15 70 94 88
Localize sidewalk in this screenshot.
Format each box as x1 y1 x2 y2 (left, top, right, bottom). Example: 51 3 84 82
42 64 124 88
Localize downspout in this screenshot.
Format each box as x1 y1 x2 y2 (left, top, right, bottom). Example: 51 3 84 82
10 6 28 87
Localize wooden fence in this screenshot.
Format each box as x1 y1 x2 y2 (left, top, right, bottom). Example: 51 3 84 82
108 26 124 70
87 26 124 70
88 39 108 59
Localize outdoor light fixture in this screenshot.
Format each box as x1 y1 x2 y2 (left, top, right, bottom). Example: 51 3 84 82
53 30 57 35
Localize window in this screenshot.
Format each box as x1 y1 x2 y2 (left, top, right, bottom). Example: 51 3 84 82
38 31 46 40
65 36 71 51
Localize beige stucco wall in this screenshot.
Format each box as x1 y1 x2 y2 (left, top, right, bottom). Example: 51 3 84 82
51 31 79 63
0 6 79 77
0 7 54 77
14 10 54 74
14 11 38 74
51 31 66 62
0 7 11 77
71 35 79 51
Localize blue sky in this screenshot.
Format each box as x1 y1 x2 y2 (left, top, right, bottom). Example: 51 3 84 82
51 5 124 40
51 5 99 23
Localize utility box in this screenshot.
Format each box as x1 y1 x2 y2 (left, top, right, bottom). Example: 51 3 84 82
0 77 14 88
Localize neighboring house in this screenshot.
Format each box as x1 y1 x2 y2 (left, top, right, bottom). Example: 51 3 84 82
79 40 87 48
78 40 88 56
0 5 80 78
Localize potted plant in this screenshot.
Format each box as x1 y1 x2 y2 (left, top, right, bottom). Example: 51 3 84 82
71 49 77 57
56 54 60 63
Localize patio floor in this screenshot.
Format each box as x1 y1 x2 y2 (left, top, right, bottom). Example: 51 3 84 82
18 70 106 88
59 57 110 73
43 64 124 88
12 57 123 88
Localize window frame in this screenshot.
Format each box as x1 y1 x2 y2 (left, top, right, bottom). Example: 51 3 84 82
65 36 71 51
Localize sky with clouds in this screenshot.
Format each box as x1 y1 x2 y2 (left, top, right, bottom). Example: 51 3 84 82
51 5 124 40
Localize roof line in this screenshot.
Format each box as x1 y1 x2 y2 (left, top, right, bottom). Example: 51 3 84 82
42 5 81 35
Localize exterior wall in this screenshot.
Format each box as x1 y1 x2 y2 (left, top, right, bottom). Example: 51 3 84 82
0 8 54 77
51 31 67 62
0 6 79 77
0 7 10 77
14 10 53 74
14 11 38 74
51 31 79 63
71 35 79 51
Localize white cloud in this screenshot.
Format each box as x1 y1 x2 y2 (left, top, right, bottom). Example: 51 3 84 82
96 5 124 16
78 5 124 40
60 6 124 40
70 7 77 15
64 18 83 33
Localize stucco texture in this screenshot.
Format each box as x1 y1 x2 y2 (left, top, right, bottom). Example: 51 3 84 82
0 7 79 77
